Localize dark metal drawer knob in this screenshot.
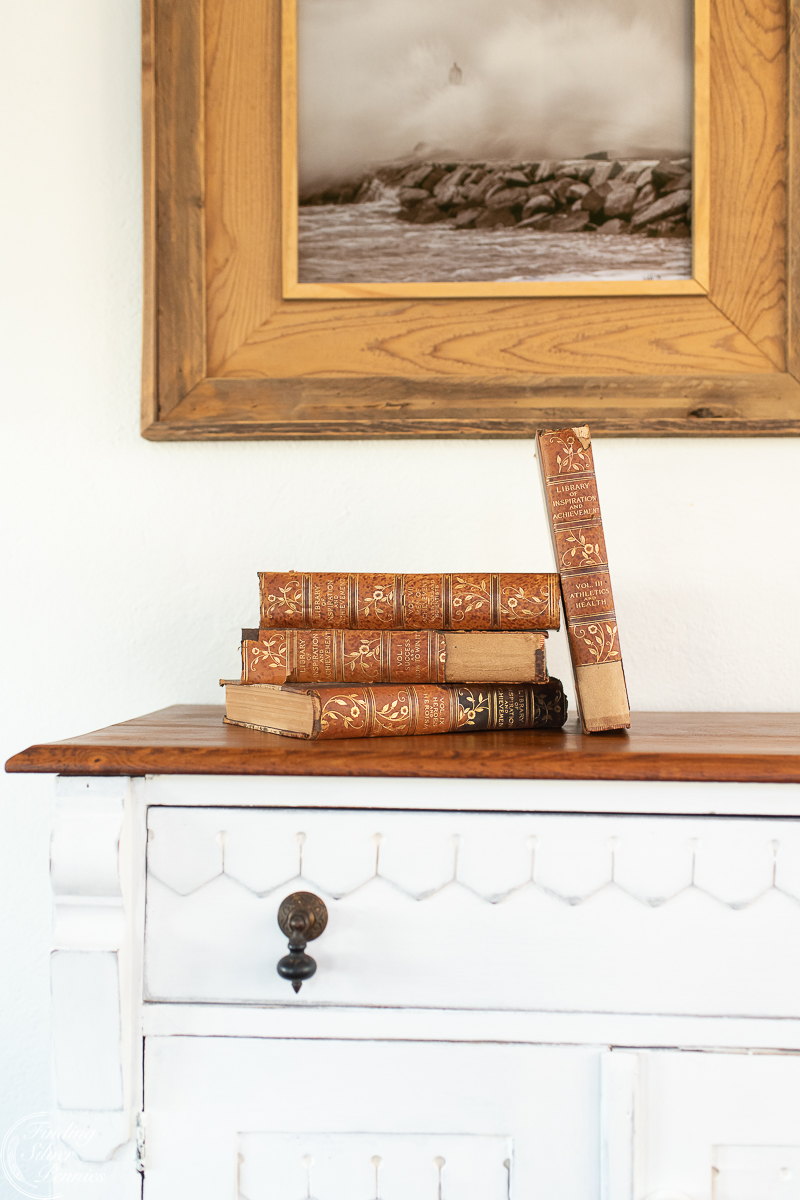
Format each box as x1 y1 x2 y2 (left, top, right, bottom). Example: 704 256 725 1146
276 891 328 992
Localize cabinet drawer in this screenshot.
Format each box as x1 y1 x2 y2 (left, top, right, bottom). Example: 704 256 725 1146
145 806 800 1015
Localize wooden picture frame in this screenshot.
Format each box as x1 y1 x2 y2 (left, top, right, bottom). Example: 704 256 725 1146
142 0 800 440
281 0 710 301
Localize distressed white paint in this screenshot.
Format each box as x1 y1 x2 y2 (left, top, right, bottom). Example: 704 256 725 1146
140 1002 800 1052
48 777 139 1197
600 1051 639 1200
144 1038 596 1200
35 773 800 1200
238 1133 511 1200
51 953 123 1112
144 806 800 1015
143 774 800 818
713 1147 800 1200
142 1036 800 1200
638 1052 800 1200
51 781 126 952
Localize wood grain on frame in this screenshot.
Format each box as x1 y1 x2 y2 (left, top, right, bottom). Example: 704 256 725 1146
280 0 710 300
151 0 206 420
143 0 800 439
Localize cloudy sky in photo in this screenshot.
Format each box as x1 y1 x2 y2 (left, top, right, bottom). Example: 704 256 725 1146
297 0 693 187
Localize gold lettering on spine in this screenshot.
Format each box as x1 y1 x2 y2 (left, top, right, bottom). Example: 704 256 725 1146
394 576 403 627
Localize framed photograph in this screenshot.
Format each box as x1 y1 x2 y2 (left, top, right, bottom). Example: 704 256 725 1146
283 0 708 299
142 0 800 439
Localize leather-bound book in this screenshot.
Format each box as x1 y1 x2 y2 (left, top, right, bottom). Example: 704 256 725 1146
536 425 630 733
241 628 548 685
258 572 560 631
222 678 567 740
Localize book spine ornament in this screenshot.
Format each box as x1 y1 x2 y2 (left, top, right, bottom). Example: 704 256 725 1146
243 628 447 684
537 425 630 733
258 572 560 631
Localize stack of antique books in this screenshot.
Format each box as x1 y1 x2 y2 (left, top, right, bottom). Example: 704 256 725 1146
222 571 568 741
222 424 631 740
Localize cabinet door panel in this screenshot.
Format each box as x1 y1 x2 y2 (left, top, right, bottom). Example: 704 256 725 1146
637 1050 800 1199
143 1037 598 1200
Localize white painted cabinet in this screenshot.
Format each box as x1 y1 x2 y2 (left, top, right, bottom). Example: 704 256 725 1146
142 1038 800 1200
46 773 800 1200
145 806 800 1015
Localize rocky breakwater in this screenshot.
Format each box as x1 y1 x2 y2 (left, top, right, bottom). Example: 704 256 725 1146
301 155 692 238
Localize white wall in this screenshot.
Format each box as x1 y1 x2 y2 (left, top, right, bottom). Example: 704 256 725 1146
1 0 799 1172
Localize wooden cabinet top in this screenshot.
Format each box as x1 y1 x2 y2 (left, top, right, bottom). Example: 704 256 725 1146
5 707 800 783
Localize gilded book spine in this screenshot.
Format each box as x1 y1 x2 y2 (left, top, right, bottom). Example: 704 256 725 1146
242 629 448 684
258 572 560 631
309 679 566 739
537 425 630 733
237 679 565 740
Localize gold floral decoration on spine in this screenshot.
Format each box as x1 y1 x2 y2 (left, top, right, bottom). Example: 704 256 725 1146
342 636 382 680
560 529 603 570
499 584 549 622
263 579 304 622
369 691 412 735
450 577 492 623
358 583 395 622
248 634 288 674
457 689 489 727
548 433 590 474
572 622 621 664
319 692 368 734
318 688 412 736
535 690 566 724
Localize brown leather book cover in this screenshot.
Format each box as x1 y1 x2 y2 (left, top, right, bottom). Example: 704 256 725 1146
224 678 568 740
258 572 560 631
241 628 548 685
536 425 630 733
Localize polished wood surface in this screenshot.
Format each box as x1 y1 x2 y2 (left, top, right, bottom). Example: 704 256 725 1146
142 0 800 439
6 708 800 782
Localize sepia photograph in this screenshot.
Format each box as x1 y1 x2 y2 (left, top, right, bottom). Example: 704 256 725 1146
288 0 697 292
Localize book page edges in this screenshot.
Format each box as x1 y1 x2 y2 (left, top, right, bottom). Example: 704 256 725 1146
574 662 631 732
223 716 312 740
223 682 317 737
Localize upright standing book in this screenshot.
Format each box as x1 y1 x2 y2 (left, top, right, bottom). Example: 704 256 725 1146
537 425 630 733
